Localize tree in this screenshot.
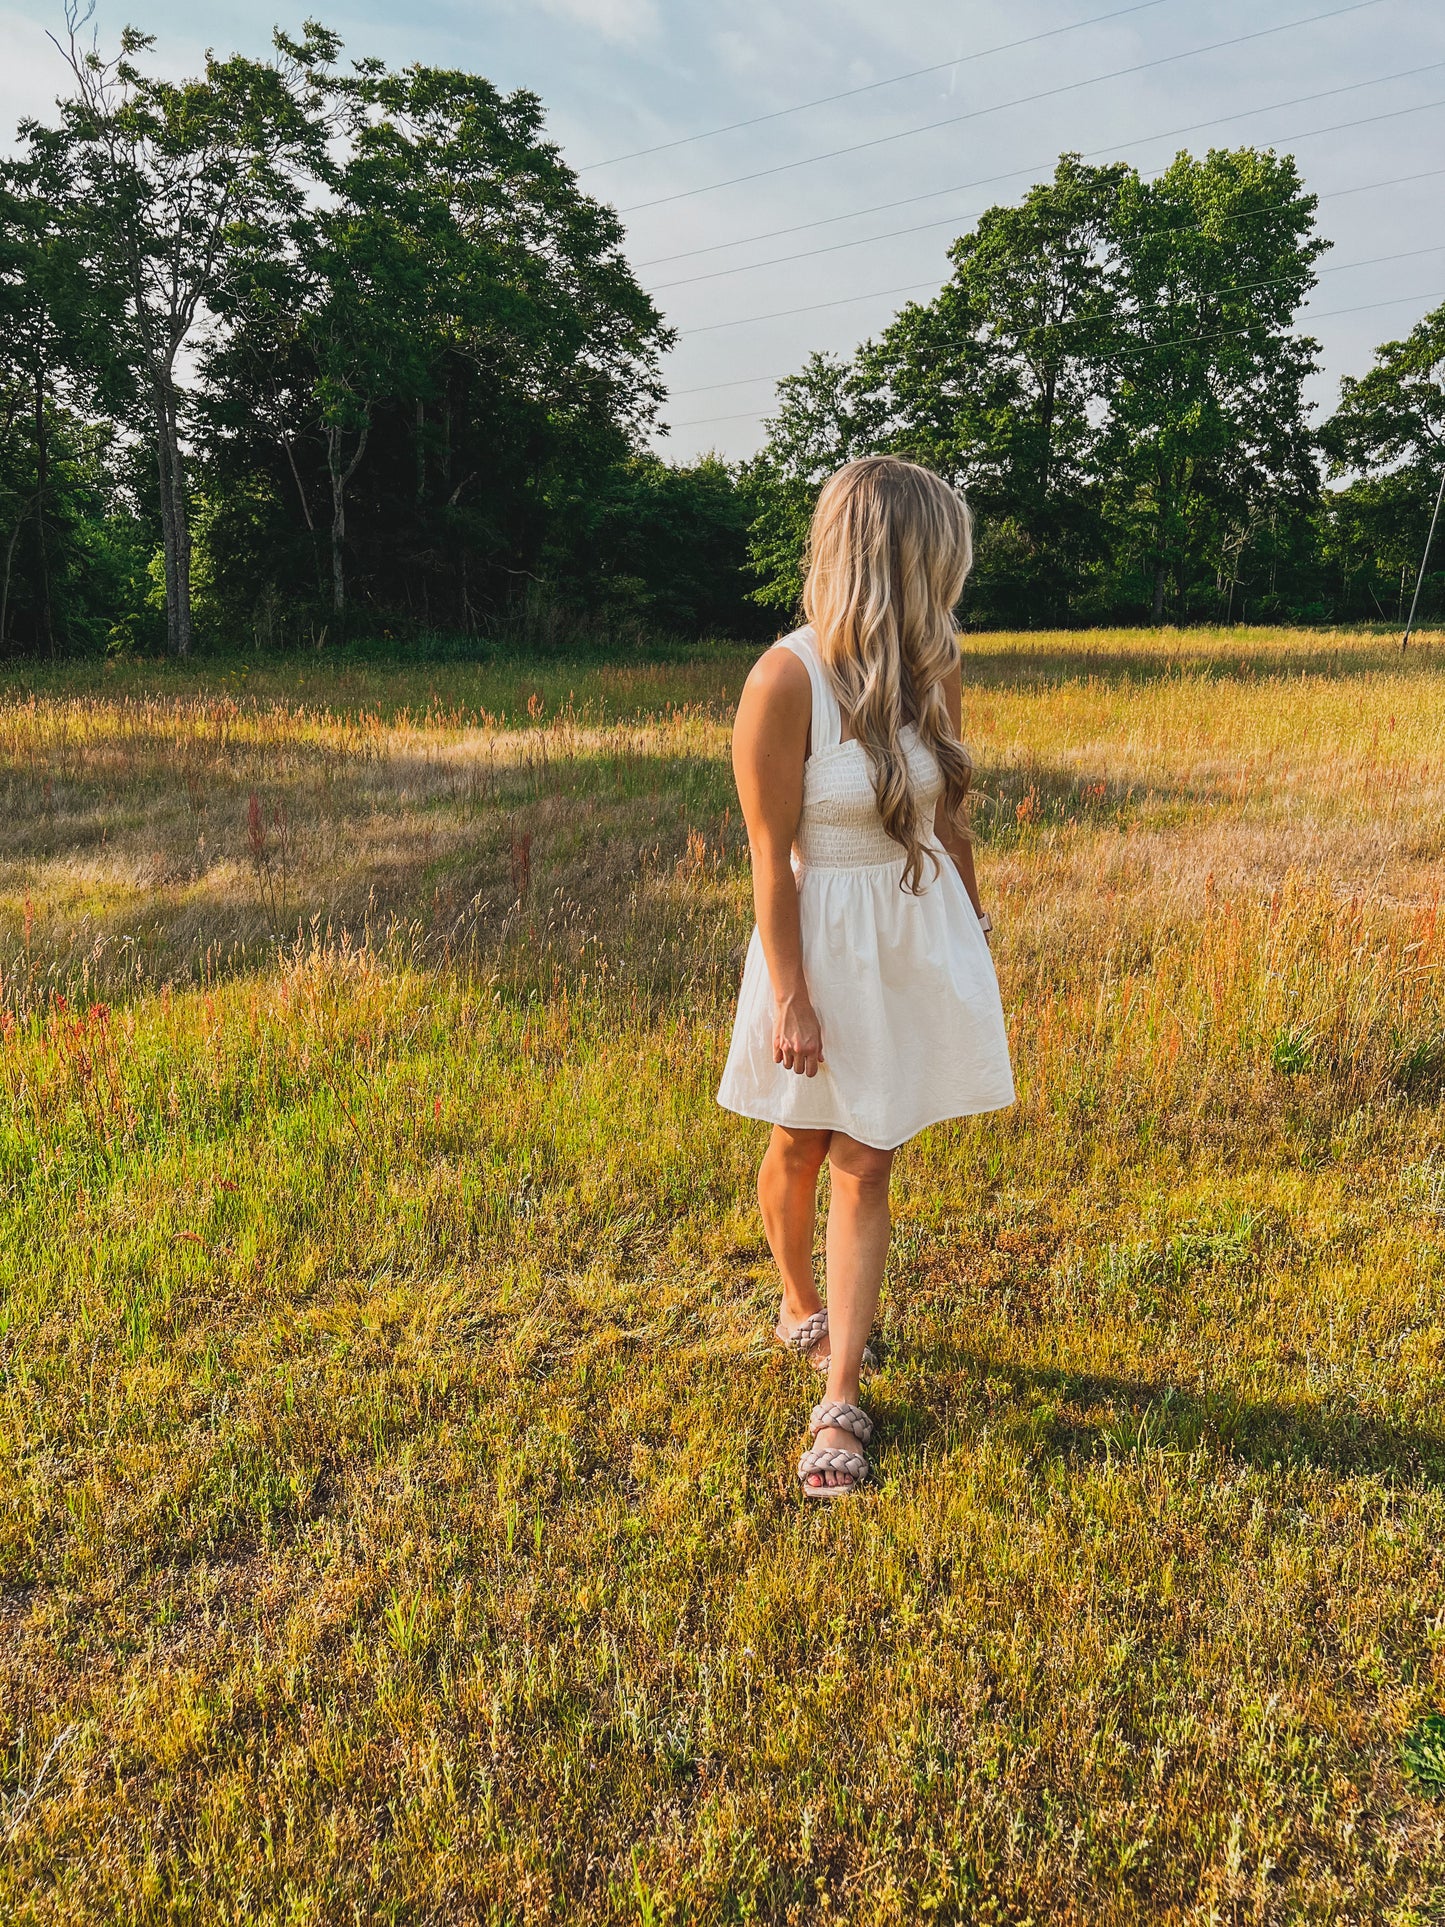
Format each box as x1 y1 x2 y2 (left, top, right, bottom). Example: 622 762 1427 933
863 157 1128 621
0 127 128 652
743 148 1330 628
49 10 332 654
555 453 766 637
204 52 672 629
741 352 878 613
1319 303 1445 622
1100 149 1325 622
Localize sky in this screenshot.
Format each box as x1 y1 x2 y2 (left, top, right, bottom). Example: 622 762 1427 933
3 0 1443 462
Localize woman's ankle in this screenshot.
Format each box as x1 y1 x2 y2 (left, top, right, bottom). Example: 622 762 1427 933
779 1284 822 1322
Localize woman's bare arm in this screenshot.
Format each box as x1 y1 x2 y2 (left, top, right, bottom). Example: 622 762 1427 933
731 649 824 1076
934 661 986 926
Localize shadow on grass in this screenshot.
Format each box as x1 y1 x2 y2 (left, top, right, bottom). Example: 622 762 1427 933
0 742 740 989
891 1349 1445 1489
966 760 1224 840
1 719 1229 1015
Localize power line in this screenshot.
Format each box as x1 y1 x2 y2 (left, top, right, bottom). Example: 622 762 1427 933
665 287 1445 429
678 237 1445 339
654 88 1445 343
649 99 1445 296
580 0 1184 171
667 165 1445 394
635 60 1442 271
618 0 1390 216
684 278 941 338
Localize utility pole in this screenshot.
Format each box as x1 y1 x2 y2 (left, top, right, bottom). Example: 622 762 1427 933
1402 462 1445 650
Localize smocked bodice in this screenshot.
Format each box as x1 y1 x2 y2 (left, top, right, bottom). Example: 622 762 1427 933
778 628 948 875
797 731 944 870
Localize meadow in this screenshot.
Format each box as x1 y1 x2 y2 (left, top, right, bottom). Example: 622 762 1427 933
2 625 1444 1924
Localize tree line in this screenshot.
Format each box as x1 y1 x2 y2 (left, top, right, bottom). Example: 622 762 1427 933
746 152 1445 630
0 18 1441 656
0 13 759 656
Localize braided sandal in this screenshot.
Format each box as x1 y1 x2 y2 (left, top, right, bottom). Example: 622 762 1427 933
797 1399 874 1501
775 1305 832 1373
774 1306 878 1376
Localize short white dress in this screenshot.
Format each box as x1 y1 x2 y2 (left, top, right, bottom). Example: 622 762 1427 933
716 627 1015 1150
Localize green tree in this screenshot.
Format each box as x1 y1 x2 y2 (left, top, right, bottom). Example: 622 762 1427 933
1319 303 1445 623
204 52 672 630
1100 149 1325 622
0 126 129 651
555 453 765 638
50 10 332 654
863 156 1128 621
741 352 878 613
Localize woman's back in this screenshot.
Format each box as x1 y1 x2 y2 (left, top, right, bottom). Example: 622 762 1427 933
777 628 945 876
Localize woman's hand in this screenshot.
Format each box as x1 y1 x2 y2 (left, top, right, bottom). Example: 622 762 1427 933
773 989 824 1076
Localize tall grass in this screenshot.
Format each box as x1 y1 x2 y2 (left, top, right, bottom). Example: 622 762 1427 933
1 627 1443 1922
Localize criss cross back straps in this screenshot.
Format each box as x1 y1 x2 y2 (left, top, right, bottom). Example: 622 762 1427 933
776 630 842 756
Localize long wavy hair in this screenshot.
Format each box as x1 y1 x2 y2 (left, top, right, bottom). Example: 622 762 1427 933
801 455 975 893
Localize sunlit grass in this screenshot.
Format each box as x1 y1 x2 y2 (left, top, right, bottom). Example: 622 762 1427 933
2 626 1443 1921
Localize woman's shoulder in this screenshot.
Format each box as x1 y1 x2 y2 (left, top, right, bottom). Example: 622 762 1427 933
738 631 814 727
773 624 818 661
747 628 815 688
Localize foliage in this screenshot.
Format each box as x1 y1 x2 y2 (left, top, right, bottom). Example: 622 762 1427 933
1320 305 1445 622
47 11 334 654
6 30 1445 653
0 114 135 654
736 351 878 613
865 156 1129 624
1402 1714 1445 1797
747 151 1441 631
550 453 769 638
205 53 675 632
5 17 683 657
1100 149 1325 623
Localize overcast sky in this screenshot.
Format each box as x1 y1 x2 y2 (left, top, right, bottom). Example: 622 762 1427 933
4 0 1443 461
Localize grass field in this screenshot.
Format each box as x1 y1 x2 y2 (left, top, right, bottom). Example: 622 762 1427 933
2 625 1444 1924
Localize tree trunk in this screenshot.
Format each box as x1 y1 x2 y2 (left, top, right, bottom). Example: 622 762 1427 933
33 365 54 658
0 511 25 651
152 374 192 657
327 415 370 618
327 425 346 615
276 430 325 598
153 389 177 638
1039 368 1056 500
1151 559 1167 624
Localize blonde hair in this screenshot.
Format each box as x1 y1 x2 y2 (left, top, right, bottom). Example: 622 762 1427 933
801 455 975 893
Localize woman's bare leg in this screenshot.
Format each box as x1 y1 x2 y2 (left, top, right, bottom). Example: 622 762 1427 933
807 1132 895 1491
759 1125 832 1355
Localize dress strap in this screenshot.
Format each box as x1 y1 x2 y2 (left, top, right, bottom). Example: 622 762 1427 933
775 628 841 755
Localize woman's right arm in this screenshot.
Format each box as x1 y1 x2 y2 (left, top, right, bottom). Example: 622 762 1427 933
731 649 824 1077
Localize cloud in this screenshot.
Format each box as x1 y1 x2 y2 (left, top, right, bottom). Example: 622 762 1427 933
532 0 659 46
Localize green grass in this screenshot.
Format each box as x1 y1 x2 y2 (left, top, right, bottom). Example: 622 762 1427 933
1 626 1444 1922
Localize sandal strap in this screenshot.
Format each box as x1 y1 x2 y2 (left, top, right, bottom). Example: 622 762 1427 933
797 1445 869 1484
809 1400 873 1444
781 1306 830 1353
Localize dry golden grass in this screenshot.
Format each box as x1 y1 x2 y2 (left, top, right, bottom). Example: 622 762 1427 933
1 626 1443 1924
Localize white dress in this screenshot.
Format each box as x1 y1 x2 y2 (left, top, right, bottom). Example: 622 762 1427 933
716 627 1015 1150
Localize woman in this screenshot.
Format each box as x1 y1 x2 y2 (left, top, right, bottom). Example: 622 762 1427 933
717 455 1014 1499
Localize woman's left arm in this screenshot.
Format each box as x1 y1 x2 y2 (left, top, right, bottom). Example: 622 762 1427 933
933 661 986 927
